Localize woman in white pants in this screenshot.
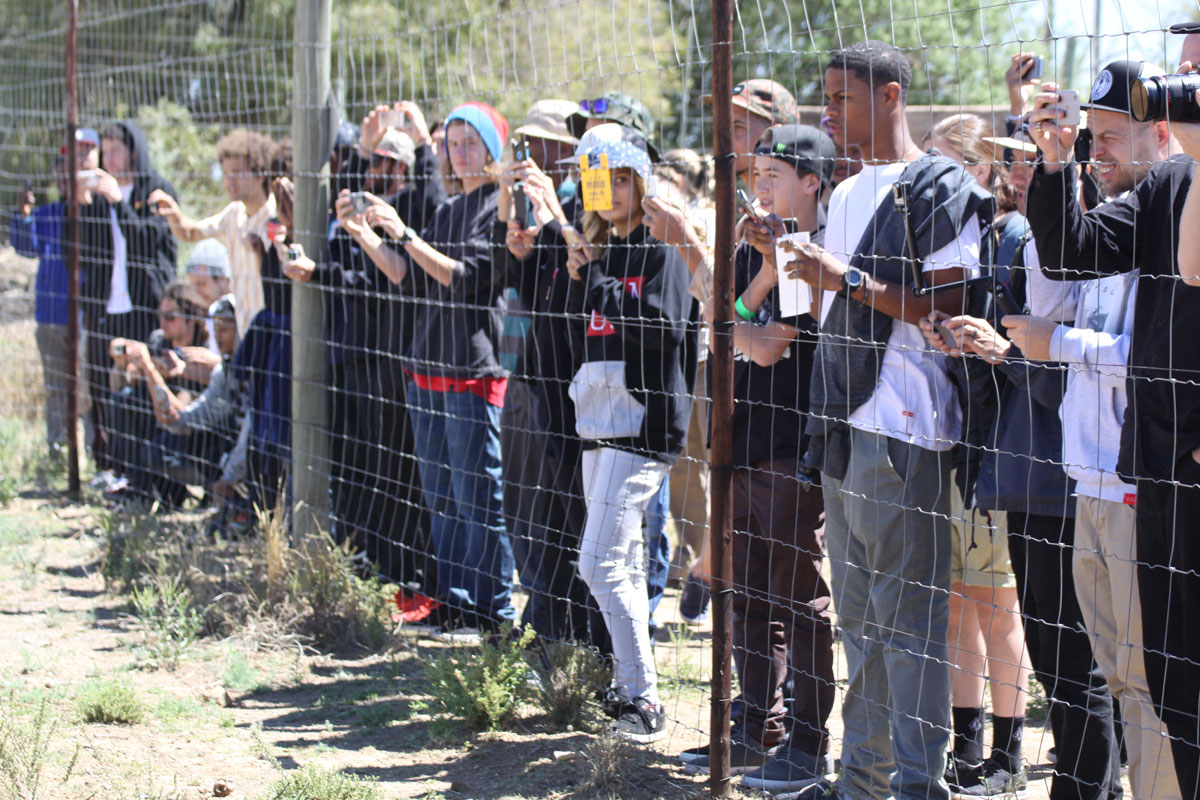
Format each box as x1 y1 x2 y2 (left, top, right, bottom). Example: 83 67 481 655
561 123 697 742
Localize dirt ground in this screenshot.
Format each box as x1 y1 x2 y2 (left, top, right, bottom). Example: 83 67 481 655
0 242 1102 799
0 488 1083 800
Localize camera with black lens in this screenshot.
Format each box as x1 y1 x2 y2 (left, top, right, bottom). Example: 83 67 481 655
1131 73 1200 122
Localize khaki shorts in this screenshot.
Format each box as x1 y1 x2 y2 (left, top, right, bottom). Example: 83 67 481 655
950 480 1016 589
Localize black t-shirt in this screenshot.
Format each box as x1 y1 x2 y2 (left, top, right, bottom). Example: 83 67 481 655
728 242 818 467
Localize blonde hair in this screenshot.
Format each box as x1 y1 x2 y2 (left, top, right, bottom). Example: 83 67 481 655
930 113 1018 214
582 169 646 246
440 119 501 195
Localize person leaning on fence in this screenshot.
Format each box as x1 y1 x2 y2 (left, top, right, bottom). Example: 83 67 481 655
318 103 445 594
350 101 516 638
149 128 280 337
922 119 1125 800
777 40 987 800
999 60 1184 800
675 124 837 794
558 123 697 744
10 151 75 457
1026 43 1200 797
493 99 602 646
78 121 179 483
920 113 1036 798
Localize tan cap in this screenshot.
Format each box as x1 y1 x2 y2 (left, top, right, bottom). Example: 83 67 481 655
373 128 416 168
514 99 579 144
982 131 1038 155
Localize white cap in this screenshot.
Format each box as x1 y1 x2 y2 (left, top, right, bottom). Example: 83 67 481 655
185 239 231 278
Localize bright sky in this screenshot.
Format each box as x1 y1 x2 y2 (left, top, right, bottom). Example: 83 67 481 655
1038 0 1197 89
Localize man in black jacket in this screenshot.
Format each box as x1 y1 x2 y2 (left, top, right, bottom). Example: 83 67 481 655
80 121 178 475
1027 69 1200 797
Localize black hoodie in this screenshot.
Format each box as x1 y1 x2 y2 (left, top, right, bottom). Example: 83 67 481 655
571 224 697 464
79 120 178 327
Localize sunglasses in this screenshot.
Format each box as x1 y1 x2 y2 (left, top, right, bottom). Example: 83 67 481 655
580 98 610 115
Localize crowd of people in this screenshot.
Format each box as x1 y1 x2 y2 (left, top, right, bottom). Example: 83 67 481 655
12 27 1200 800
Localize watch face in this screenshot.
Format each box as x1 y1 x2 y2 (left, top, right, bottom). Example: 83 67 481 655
846 268 863 288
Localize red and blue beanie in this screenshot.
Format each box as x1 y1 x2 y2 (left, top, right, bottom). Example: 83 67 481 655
445 102 509 163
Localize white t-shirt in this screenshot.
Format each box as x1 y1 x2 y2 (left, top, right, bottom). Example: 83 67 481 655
106 183 135 315
820 162 982 452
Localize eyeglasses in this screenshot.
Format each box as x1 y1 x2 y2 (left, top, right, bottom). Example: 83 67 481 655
580 98 610 115
159 310 182 322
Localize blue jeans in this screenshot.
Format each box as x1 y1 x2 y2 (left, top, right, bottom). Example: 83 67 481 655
644 476 671 621
407 382 515 626
823 428 951 800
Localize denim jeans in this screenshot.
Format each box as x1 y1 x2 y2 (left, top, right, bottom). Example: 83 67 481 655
407 382 515 627
644 476 671 622
822 428 952 800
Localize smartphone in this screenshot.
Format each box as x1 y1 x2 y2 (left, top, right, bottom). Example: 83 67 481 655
152 385 170 405
1053 89 1081 127
644 175 659 199
265 219 284 241
1025 55 1043 81
737 188 764 222
933 320 959 350
379 108 406 130
510 139 532 226
79 169 100 189
348 192 371 215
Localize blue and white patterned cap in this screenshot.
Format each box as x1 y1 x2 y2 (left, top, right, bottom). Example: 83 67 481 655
565 123 653 181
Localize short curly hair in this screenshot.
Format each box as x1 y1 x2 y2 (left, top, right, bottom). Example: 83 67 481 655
216 129 279 194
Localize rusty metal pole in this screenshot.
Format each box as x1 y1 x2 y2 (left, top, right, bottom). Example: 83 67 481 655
708 0 734 795
64 0 81 498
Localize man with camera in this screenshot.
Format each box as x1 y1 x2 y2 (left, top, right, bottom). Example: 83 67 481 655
1026 46 1200 798
1003 58 1183 800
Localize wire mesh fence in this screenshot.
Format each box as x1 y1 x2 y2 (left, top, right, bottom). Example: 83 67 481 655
3 0 1200 797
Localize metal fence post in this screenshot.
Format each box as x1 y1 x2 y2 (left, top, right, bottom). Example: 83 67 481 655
291 0 332 537
708 0 734 795
64 0 81 498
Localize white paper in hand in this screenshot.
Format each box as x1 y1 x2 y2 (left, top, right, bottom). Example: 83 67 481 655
775 231 812 318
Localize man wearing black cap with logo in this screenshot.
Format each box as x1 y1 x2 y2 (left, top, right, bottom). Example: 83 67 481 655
677 123 837 793
1028 46 1200 798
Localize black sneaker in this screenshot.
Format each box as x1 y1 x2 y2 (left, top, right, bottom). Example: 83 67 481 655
612 696 667 743
597 687 623 719
678 729 777 775
949 755 1028 799
740 745 833 793
679 574 711 623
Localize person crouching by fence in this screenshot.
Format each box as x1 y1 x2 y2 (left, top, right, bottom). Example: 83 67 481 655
561 123 697 743
355 102 516 639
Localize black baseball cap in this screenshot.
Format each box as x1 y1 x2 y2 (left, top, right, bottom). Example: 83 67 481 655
753 124 836 186
1085 60 1166 115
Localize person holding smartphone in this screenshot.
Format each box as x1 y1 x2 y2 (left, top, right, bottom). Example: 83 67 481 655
673 124 837 794
354 101 516 639
553 124 696 742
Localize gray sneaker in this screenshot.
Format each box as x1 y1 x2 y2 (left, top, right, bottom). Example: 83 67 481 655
740 746 834 793
678 728 777 775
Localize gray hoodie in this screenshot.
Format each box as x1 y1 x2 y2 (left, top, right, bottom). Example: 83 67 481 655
1051 271 1139 503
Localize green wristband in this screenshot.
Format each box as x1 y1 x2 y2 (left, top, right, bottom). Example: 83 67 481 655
734 296 754 321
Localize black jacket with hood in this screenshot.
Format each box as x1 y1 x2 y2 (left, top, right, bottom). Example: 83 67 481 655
79 121 178 327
